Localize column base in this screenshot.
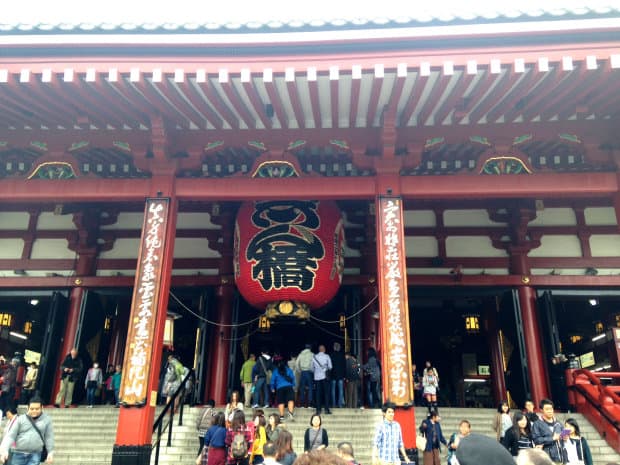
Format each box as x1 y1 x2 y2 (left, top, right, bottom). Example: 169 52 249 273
111 444 152 465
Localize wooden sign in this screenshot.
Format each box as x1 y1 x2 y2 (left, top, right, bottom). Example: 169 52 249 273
119 198 170 406
376 196 414 406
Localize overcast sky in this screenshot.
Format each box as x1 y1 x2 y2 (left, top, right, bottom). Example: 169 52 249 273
2 0 617 26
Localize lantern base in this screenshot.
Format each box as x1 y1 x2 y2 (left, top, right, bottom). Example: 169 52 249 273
266 301 310 320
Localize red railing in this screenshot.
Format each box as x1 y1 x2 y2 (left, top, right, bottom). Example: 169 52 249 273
566 369 620 453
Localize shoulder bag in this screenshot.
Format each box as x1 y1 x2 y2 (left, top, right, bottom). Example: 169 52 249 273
26 415 48 463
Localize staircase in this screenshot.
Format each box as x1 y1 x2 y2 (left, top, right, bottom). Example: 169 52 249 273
20 406 620 465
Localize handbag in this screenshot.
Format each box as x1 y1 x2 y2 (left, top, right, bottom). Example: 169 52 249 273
25 415 48 463
416 433 427 451
195 445 208 465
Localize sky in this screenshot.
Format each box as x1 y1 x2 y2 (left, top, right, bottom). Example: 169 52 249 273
2 0 617 26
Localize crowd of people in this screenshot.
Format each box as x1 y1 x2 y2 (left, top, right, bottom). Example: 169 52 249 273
238 343 382 416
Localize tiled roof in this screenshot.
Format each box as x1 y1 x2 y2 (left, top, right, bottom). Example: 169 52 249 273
1 5 619 34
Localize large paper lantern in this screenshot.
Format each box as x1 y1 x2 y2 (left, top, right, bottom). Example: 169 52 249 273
234 200 344 317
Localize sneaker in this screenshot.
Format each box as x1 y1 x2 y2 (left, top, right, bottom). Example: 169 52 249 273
263 404 270 408
287 412 295 422
325 409 332 414
252 404 259 408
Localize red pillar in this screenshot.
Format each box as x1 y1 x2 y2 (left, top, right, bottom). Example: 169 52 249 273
486 303 507 404
52 249 97 403
512 253 550 407
207 284 234 405
112 195 178 464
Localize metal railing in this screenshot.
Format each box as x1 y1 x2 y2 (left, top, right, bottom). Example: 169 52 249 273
566 368 620 453
151 368 194 465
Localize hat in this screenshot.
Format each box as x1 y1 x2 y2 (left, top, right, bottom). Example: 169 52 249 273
455 433 515 465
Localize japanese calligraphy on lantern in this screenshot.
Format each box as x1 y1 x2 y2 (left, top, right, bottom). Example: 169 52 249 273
247 200 325 292
120 198 170 406
376 197 414 406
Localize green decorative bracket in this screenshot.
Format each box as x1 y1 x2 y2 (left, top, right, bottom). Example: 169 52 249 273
0 142 7 148
424 137 445 149
30 141 48 152
329 139 349 150
481 156 532 175
513 134 532 146
559 133 582 144
248 141 267 152
68 141 90 152
470 135 491 146
204 141 224 152
28 161 77 180
287 140 307 151
113 141 131 152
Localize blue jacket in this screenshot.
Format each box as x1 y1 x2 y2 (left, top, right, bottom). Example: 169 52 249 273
420 419 447 452
270 367 295 391
531 417 563 463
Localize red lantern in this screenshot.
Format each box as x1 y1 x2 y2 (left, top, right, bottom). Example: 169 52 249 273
234 200 344 313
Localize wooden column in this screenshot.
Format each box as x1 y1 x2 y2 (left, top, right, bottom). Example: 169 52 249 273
207 284 234 405
53 209 99 403
375 194 415 447
112 195 178 465
511 252 550 407
486 302 507 404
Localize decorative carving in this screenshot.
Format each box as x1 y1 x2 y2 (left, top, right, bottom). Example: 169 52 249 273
559 133 582 144
513 134 533 146
481 156 532 175
248 141 267 152
287 140 307 151
424 137 445 149
113 141 131 152
252 160 299 178
68 141 89 152
329 139 349 150
28 161 77 179
204 141 225 152
470 135 491 146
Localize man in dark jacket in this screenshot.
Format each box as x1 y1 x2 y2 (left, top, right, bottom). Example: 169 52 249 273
420 410 447 465
54 348 83 408
531 398 563 464
330 342 346 408
0 358 17 415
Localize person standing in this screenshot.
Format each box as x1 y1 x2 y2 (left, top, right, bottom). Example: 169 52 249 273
270 357 296 422
344 353 360 409
493 401 512 442
531 399 563 464
447 419 471 465
336 442 358 465
262 441 281 465
363 348 381 409
20 362 38 405
523 400 539 424
330 342 346 409
252 350 273 409
412 363 422 407
54 348 83 408
304 413 328 452
295 344 314 408
225 410 255 465
419 410 447 465
111 364 122 407
266 414 282 442
240 354 256 408
0 358 17 415
225 391 245 423
560 418 593 465
161 354 184 406
502 411 534 457
0 396 54 464
201 411 227 465
84 362 103 407
274 429 296 465
103 365 115 405
312 345 332 415
422 361 439 414
196 399 215 454
371 402 411 465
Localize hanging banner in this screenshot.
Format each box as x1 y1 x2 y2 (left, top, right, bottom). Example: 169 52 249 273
376 196 414 406
119 198 170 406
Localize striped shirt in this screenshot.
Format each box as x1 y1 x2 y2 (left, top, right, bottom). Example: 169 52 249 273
374 419 404 463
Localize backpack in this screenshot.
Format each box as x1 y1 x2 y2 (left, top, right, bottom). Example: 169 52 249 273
231 432 248 459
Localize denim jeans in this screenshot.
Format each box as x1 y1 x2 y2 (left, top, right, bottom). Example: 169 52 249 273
10 451 41 465
330 379 345 407
298 371 314 406
86 386 97 405
253 377 269 406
